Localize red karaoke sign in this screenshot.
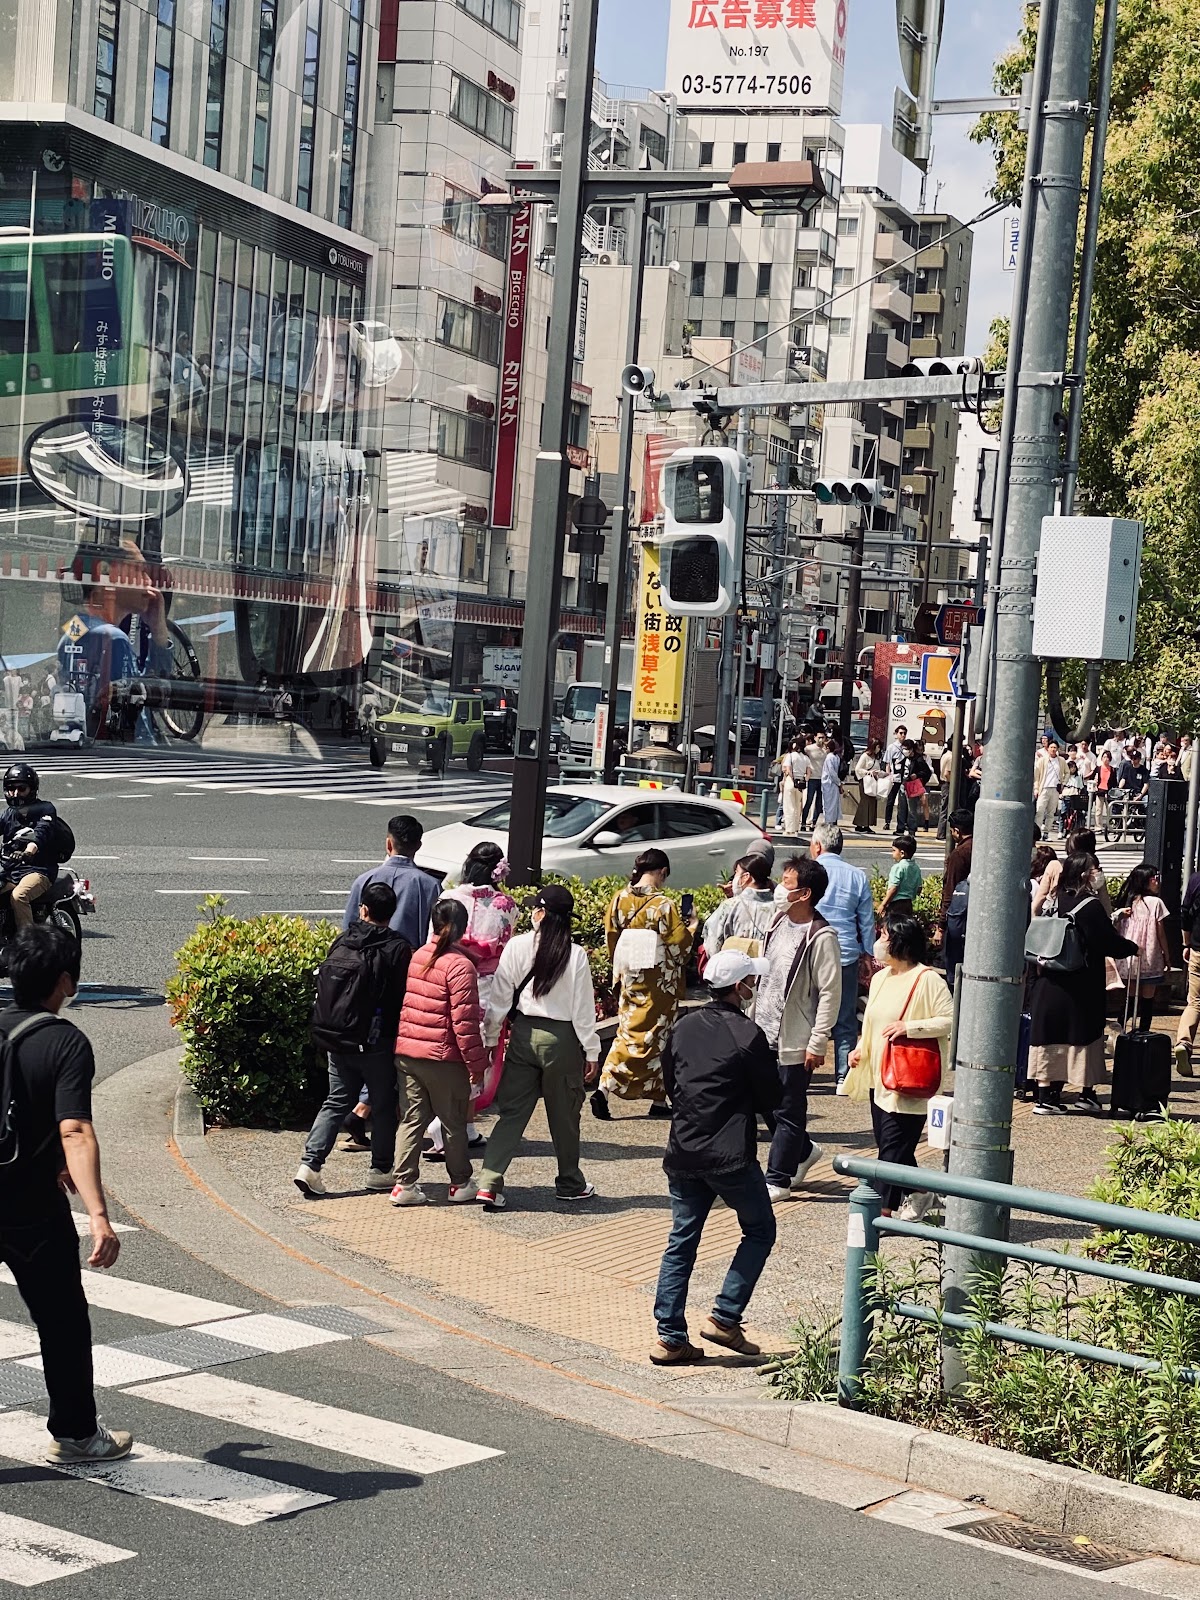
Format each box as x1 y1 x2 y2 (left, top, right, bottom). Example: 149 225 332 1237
490 202 531 530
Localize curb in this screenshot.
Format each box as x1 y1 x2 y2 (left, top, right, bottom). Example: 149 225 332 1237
173 1076 206 1143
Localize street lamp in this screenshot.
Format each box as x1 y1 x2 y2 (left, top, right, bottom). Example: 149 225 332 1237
726 161 829 218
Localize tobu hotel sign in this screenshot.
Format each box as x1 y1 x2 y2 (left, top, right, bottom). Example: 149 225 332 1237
666 0 847 112
491 201 532 531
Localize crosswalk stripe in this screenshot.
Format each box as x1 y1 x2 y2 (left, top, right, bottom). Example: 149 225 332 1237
126 1373 503 1475
0 1510 134 1585
192 1313 349 1354
0 1411 332 1527
17 1348 187 1387
69 1274 246 1327
68 1213 137 1239
0 1321 40 1362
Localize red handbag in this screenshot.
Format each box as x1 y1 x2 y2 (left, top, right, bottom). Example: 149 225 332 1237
879 968 943 1097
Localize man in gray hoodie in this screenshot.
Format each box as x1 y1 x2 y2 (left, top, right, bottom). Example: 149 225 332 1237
755 856 842 1202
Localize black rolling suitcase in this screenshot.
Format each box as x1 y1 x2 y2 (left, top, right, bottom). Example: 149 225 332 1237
1110 960 1172 1120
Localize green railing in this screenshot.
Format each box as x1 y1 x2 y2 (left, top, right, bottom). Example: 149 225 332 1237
832 1154 1200 1406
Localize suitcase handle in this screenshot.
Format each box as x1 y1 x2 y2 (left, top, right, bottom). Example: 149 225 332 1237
1123 953 1142 1034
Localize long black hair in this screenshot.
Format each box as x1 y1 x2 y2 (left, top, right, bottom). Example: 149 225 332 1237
1061 851 1099 899
460 840 505 887
1116 860 1159 909
531 905 573 997
424 898 467 968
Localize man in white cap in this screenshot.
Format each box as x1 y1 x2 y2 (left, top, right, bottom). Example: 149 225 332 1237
650 948 781 1366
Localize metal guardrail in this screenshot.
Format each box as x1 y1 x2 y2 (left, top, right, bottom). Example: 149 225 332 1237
832 1154 1200 1406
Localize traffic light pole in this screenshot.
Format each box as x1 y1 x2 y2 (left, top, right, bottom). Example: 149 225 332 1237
599 191 650 784
837 514 865 748
505 0 600 884
711 412 749 782
757 462 790 781
942 0 1098 1388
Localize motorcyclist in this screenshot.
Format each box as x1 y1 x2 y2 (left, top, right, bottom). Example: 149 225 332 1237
0 763 59 931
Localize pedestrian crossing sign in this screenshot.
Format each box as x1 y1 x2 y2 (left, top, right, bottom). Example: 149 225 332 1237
62 614 89 643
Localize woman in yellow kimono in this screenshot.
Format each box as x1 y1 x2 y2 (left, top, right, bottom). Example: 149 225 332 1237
593 848 694 1119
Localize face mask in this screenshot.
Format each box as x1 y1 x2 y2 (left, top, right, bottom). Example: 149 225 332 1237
873 936 890 963
773 884 794 907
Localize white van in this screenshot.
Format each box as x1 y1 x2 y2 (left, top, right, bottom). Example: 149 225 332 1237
819 678 870 714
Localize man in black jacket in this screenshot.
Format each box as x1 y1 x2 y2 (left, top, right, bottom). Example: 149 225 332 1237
294 881 412 1196
651 949 782 1365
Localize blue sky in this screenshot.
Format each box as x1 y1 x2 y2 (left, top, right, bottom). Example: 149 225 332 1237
597 0 1025 349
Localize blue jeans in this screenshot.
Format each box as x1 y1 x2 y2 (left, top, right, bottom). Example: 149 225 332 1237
654 1166 776 1346
833 960 859 1083
303 1049 397 1173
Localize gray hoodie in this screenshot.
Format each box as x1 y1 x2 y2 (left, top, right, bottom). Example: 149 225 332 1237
761 910 843 1065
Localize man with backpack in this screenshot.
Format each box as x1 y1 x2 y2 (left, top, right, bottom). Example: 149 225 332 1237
0 763 64 931
294 881 412 1197
937 809 974 977
0 925 131 1462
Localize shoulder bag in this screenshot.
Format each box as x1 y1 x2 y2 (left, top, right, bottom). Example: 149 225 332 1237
878 969 943 1098
1023 896 1095 973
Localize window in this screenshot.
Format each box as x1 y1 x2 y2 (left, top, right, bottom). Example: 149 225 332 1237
728 201 742 225
295 0 321 208
664 802 731 837
640 125 667 164
761 213 775 229
436 296 501 363
756 262 771 296
150 0 175 145
753 320 768 340
338 0 363 226
851 444 861 469
957 241 964 260
251 0 276 188
719 319 734 338
695 201 710 227
442 186 508 260
832 266 854 286
954 284 962 304
836 216 858 237
699 140 713 166
732 140 747 165
766 141 780 162
437 409 495 468
455 0 521 44
723 262 739 296
450 72 514 150
93 0 119 121
203 0 228 168
689 261 705 296
830 317 851 336
951 329 958 350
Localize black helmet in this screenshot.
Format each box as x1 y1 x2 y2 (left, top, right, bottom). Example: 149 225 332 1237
3 763 39 804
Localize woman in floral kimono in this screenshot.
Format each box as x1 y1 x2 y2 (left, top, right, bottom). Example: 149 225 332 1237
592 848 694 1120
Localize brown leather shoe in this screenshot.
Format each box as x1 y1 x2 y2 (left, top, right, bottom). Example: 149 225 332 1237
649 1339 706 1365
700 1317 761 1356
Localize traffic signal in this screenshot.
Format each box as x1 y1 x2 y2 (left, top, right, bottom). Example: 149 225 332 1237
659 446 749 616
900 356 982 377
568 476 609 556
809 623 831 667
813 478 880 506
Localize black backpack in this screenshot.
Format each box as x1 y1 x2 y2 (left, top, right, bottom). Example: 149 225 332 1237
310 936 385 1051
51 817 75 864
945 875 970 942
913 753 932 784
0 1014 62 1167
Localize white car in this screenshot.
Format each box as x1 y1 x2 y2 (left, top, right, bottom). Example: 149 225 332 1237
416 784 767 885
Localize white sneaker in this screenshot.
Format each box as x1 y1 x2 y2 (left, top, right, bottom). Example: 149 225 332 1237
293 1163 325 1197
790 1142 825 1189
48 1426 134 1464
364 1169 394 1192
389 1182 429 1207
766 1184 794 1203
447 1179 478 1204
834 1080 850 1096
895 1191 934 1223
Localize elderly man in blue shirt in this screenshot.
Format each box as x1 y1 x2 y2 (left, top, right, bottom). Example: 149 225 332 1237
808 821 875 1092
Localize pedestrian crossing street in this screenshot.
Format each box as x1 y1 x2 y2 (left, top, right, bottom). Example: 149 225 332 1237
29 748 512 815
0 1219 502 1583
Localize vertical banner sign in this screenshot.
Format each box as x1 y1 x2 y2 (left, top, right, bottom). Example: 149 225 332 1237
592 698 609 769
1001 212 1020 271
491 202 532 529
665 0 848 114
633 545 689 722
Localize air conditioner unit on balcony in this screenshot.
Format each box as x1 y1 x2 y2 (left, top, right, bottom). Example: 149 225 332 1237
597 252 615 265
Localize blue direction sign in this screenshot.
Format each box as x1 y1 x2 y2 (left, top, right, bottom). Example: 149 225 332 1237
934 604 984 647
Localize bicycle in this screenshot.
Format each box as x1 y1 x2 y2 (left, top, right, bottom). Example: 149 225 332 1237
1102 792 1147 845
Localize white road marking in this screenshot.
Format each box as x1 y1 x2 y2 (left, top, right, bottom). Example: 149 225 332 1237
18 1347 187 1387
72 1273 247 1326
265 911 341 916
155 888 252 896
0 1320 40 1361
68 1213 136 1238
126 1374 503 1475
319 890 347 896
70 855 121 861
193 1314 348 1353
187 856 269 862
0 1511 134 1585
0 1411 331 1526
333 859 379 864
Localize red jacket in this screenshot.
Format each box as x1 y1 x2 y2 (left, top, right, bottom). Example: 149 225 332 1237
396 940 489 1075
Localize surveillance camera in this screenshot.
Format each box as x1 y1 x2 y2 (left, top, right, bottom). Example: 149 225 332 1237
620 364 656 396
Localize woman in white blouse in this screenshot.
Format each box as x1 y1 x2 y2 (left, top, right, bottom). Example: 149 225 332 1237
475 883 600 1211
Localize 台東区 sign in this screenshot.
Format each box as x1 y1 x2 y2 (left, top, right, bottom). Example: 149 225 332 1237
490 201 532 530
665 0 847 113
633 544 689 723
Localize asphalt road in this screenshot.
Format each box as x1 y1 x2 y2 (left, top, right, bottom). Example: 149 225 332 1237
0 743 1167 1597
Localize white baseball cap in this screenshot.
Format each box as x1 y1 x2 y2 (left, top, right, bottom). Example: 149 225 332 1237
705 949 771 989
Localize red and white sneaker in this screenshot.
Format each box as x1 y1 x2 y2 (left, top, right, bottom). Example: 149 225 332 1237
476 1187 506 1211
447 1179 479 1205
389 1182 429 1207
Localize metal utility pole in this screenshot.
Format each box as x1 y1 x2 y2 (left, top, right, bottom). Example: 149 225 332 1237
506 0 600 884
837 514 865 747
711 411 748 782
599 192 650 783
943 0 1098 1386
757 462 790 781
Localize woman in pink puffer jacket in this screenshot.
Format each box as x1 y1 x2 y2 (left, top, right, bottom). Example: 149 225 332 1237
391 899 490 1207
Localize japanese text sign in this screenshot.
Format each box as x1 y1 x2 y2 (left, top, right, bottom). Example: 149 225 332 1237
490 202 531 530
633 544 689 723
665 0 847 112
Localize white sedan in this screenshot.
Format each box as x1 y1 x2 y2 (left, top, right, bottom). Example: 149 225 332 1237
416 784 768 885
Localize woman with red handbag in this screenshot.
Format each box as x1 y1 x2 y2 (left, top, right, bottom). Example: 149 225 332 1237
844 916 952 1219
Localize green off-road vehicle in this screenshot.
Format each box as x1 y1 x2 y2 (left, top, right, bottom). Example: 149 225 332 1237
370 687 486 773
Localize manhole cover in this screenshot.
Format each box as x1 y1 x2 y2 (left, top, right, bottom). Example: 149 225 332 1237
954 1517 1135 1572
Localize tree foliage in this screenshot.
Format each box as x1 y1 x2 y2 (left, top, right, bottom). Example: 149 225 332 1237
973 0 1200 730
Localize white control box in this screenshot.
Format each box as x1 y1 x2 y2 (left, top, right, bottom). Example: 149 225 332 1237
1032 516 1143 663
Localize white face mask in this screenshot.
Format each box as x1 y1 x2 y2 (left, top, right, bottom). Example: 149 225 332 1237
873 935 890 962
773 883 795 907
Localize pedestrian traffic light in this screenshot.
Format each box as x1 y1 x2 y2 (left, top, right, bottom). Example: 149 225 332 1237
813 478 880 506
809 623 831 667
900 356 982 378
659 446 749 616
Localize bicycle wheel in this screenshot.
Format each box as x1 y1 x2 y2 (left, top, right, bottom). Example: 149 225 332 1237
154 620 205 741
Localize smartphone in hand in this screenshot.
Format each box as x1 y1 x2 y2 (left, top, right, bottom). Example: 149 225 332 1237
680 891 694 919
